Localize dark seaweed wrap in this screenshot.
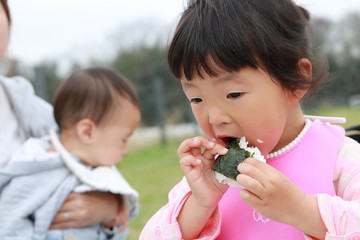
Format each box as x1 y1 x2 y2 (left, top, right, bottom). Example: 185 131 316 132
211 138 253 180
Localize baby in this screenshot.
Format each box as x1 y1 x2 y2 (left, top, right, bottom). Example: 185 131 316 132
0 67 141 240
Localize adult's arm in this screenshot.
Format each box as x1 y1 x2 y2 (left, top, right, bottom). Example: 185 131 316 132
50 192 132 239
49 192 119 229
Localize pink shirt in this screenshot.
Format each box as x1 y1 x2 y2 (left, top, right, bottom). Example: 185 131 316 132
140 121 360 240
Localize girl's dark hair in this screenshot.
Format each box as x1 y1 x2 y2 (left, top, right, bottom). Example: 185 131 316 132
53 67 140 130
1 0 11 24
168 0 328 97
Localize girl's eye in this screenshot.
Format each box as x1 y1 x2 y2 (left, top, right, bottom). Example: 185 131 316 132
190 98 202 103
227 92 243 99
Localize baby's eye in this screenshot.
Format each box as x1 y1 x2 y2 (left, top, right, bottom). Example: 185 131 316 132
227 92 243 99
190 98 202 103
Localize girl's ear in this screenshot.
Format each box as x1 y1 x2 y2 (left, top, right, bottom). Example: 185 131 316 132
287 58 312 102
297 58 312 79
75 119 97 144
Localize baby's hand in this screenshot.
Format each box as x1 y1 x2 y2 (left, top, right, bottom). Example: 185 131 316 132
178 136 229 208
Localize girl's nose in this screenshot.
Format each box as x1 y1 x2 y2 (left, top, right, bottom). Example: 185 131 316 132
208 106 231 126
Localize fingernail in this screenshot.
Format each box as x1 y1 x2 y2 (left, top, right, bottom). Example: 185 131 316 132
192 138 200 143
220 148 228 154
207 141 215 147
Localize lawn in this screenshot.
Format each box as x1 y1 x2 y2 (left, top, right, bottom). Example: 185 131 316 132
117 106 360 239
118 139 184 239
303 106 360 129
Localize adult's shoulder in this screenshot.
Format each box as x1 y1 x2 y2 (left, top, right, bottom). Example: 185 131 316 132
0 74 56 138
0 75 35 99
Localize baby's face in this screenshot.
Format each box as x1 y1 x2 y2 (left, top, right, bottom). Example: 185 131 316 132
90 100 141 167
181 67 293 155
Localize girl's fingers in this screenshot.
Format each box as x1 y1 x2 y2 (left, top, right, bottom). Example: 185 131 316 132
239 188 262 207
236 158 270 198
177 137 202 158
241 157 282 183
180 155 202 175
237 159 267 182
202 144 228 160
192 136 228 160
177 136 227 160
236 172 264 198
242 157 270 173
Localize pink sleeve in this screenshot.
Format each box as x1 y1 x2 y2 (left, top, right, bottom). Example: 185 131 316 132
139 177 221 240
316 137 360 239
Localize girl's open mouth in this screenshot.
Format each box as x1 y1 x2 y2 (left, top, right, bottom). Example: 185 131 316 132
216 136 237 147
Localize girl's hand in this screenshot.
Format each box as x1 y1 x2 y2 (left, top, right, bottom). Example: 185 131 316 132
237 158 327 238
177 136 229 239
49 191 119 229
178 136 229 208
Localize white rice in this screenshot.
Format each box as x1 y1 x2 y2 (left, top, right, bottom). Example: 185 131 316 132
214 171 244 188
214 137 266 188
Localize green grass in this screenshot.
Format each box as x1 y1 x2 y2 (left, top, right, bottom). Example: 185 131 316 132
117 139 184 239
117 106 360 239
304 106 360 129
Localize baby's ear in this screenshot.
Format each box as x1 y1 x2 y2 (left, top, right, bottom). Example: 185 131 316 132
76 118 97 144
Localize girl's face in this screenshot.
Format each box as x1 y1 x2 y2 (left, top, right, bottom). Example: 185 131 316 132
181 67 302 156
0 3 9 61
89 99 141 167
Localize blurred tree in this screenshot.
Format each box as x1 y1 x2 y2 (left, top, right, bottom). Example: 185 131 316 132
339 56 360 95
106 19 192 126
33 62 62 103
310 17 333 53
11 15 360 125
305 14 360 107
337 13 360 59
111 42 190 126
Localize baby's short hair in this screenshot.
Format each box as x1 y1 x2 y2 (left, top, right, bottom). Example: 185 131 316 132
168 0 328 97
53 67 140 130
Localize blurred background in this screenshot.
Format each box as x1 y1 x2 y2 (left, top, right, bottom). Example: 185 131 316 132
2 1 360 239
3 0 360 129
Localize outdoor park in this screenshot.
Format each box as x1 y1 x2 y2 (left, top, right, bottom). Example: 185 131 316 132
2 3 360 239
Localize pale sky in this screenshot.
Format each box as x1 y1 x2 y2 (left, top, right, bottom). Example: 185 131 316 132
7 0 360 66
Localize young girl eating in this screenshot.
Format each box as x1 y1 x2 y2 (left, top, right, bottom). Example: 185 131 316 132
140 0 360 239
